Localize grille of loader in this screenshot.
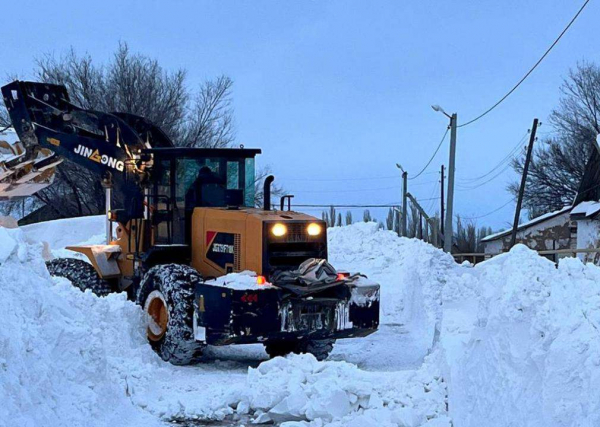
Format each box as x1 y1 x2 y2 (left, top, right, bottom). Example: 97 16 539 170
285 223 309 243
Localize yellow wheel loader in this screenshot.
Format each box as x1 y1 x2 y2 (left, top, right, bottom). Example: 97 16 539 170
1 81 379 364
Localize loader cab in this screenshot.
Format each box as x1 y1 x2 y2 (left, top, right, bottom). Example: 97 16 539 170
147 147 261 246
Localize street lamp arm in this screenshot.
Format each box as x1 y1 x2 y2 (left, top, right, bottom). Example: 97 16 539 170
431 104 452 119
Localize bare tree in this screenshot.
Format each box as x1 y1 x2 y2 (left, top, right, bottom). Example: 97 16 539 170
328 206 337 227
454 215 492 253
180 75 235 148
406 204 419 238
345 211 353 225
510 62 600 217
386 208 394 231
321 206 337 227
36 44 189 140
0 109 10 128
322 208 339 227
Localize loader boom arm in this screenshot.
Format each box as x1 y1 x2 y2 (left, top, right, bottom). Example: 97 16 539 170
0 80 173 199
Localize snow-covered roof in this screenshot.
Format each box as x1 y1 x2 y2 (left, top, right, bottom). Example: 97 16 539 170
481 205 572 242
570 200 600 219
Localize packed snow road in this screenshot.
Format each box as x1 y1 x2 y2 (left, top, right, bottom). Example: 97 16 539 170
4 215 600 426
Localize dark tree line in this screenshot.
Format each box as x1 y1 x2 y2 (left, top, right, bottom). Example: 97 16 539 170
320 205 491 252
454 216 492 253
510 62 600 218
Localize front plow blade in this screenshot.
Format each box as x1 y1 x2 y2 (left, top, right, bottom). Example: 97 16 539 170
0 130 61 200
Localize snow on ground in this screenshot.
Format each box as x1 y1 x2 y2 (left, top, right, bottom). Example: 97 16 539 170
0 227 163 427
6 216 600 426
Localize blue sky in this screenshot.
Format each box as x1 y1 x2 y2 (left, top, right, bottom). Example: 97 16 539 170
2 0 598 229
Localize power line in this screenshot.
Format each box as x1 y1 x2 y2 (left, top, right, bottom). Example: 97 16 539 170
283 172 435 184
458 0 591 128
294 203 400 208
290 185 402 194
289 179 438 195
409 126 449 180
425 179 440 213
299 206 393 212
457 161 516 191
460 198 515 220
458 131 529 183
418 196 441 202
283 174 400 182
410 179 439 187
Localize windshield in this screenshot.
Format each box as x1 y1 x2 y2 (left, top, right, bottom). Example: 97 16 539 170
170 157 255 208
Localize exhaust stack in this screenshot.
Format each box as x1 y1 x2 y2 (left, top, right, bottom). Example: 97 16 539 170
263 175 274 210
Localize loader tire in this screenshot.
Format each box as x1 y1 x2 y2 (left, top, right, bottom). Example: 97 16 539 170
300 339 335 361
264 338 335 361
137 264 205 365
264 341 298 359
46 258 113 297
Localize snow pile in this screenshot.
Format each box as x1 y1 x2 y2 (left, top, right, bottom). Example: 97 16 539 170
230 352 451 427
21 214 105 259
206 270 275 290
328 222 471 352
447 245 600 427
0 226 163 427
12 215 600 427
328 223 600 427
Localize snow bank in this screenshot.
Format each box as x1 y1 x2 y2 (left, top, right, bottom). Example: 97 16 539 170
12 215 600 427
328 222 471 353
21 214 106 259
447 245 600 427
328 223 600 427
0 226 163 427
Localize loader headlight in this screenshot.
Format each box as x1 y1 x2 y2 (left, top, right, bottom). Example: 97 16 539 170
271 223 287 237
307 223 322 236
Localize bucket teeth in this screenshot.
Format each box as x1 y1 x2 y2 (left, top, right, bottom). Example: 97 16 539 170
0 131 59 199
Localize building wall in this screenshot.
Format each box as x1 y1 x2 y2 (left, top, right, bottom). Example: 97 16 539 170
483 211 574 255
483 239 503 255
576 218 600 263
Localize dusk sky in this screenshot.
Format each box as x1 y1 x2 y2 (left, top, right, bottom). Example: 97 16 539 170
2 0 598 229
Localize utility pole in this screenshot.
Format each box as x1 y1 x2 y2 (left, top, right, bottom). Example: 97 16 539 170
397 164 408 237
444 114 457 253
510 118 539 248
440 164 445 235
407 192 443 244
402 171 408 237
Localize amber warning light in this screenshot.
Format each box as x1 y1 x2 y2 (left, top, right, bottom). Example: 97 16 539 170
336 272 350 281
